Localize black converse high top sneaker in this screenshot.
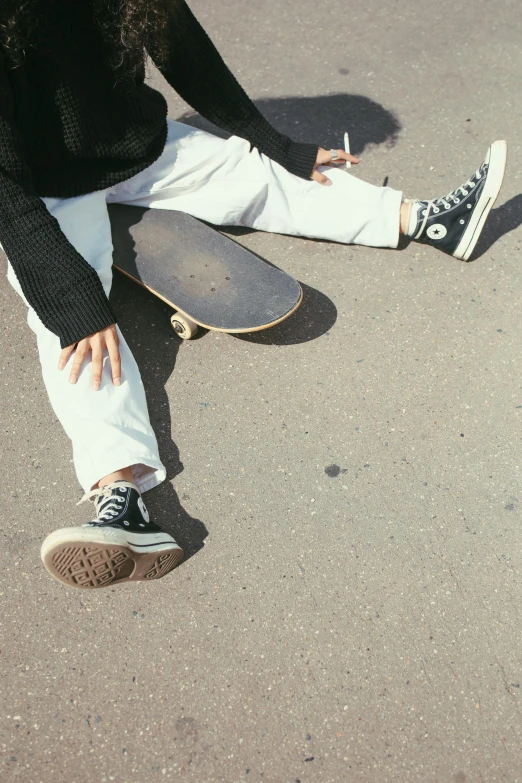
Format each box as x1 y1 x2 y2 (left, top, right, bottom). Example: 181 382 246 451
41 481 183 588
409 140 507 260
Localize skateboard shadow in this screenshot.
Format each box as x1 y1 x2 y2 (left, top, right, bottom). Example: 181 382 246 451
177 92 401 155
110 275 208 561
188 223 339 344
233 281 337 345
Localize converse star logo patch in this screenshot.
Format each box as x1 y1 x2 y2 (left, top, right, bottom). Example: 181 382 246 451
426 224 448 240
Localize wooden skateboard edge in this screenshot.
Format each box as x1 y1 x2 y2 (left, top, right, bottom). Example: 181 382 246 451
113 264 303 334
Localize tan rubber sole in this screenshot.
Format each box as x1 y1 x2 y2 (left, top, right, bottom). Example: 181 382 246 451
41 528 183 589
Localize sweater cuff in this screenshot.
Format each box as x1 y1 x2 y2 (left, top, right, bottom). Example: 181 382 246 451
240 116 318 181
43 275 117 349
284 140 320 181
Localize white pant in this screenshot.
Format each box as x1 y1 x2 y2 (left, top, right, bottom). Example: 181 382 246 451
7 120 402 493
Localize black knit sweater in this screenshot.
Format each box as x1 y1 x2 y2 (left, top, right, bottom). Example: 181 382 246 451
0 0 319 347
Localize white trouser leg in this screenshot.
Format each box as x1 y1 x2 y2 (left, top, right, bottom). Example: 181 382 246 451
6 190 165 494
108 120 402 248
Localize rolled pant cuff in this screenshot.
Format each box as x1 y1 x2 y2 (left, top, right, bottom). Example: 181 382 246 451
79 456 166 495
381 187 403 249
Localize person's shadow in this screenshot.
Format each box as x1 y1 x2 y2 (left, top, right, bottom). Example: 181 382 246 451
177 92 402 154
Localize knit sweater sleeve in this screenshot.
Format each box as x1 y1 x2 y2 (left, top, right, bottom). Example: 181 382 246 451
151 0 319 180
0 58 116 349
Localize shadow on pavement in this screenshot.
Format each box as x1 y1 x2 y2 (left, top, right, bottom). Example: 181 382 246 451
469 193 522 261
234 282 337 345
178 92 402 153
110 273 208 561
216 226 338 344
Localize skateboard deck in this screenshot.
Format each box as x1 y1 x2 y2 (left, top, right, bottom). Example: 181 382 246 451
108 204 302 339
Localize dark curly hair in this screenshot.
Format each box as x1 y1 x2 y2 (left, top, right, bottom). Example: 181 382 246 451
0 0 173 73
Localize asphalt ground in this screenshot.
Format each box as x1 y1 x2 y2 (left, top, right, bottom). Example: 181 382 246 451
1 1 521 780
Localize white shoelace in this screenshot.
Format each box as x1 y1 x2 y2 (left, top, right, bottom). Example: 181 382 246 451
414 166 484 239
77 480 137 523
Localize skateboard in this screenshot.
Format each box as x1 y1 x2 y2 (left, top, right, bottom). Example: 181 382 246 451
108 204 302 339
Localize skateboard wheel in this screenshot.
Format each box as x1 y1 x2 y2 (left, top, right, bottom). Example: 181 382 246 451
170 314 198 340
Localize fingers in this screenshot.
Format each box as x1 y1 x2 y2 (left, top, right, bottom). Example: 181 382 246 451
69 340 88 385
326 151 360 166
91 342 104 391
332 153 361 166
106 327 121 387
315 148 360 167
59 326 121 390
311 170 332 187
58 345 75 371
312 147 360 185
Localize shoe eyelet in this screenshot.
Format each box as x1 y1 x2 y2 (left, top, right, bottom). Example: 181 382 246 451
422 210 427 217
467 204 472 209
139 523 145 528
123 521 130 526
445 204 450 209
461 190 468 196
455 199 460 203
433 207 440 214
460 219 465 225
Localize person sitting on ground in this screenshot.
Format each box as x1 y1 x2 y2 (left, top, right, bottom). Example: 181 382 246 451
0 0 507 588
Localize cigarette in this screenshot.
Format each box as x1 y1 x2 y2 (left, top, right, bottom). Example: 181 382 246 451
344 132 351 169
